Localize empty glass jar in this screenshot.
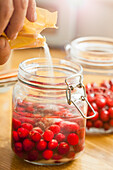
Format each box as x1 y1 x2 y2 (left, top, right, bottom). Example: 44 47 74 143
66 36 113 134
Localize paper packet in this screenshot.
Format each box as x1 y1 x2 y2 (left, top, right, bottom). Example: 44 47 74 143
3 7 57 49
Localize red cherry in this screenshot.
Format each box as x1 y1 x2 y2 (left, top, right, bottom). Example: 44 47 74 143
12 118 21 130
26 105 35 112
17 100 25 107
19 111 34 118
85 83 92 93
110 86 113 91
14 150 23 158
53 111 62 116
109 79 113 86
91 82 98 88
17 128 29 138
86 120 93 129
55 133 65 142
94 120 103 128
21 123 33 131
16 107 25 112
60 121 80 133
87 93 95 103
19 117 35 125
100 110 109 122
42 150 53 160
74 142 84 153
66 151 75 159
36 139 47 151
54 119 63 126
60 108 70 115
96 95 106 108
48 139 58 150
12 131 19 142
93 86 100 93
58 142 70 155
90 102 98 111
52 153 62 160
95 93 103 98
23 139 34 151
36 104 45 109
88 111 99 121
109 119 113 127
77 127 85 139
108 107 113 118
100 80 110 89
67 133 79 145
49 125 60 134
28 150 39 161
66 112 74 117
103 123 110 131
33 127 43 134
14 142 23 152
34 114 42 119
43 130 54 141
29 130 41 142
106 97 113 107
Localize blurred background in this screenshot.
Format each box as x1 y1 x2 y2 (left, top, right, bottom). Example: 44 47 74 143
36 0 113 47
1 0 113 74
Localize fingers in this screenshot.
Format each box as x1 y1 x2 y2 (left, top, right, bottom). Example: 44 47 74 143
0 0 14 35
0 0 37 40
26 0 37 22
0 36 11 65
5 0 29 40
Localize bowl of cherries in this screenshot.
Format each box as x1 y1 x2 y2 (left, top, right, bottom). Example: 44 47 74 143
86 79 113 133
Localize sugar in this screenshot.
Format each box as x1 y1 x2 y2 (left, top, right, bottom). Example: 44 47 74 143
43 42 54 78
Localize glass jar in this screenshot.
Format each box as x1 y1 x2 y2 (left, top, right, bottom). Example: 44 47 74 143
66 36 113 134
11 58 91 165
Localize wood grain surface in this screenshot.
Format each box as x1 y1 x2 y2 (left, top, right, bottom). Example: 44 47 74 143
0 48 113 170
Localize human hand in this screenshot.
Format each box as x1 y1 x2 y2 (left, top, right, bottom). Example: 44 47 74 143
0 36 11 65
0 0 37 65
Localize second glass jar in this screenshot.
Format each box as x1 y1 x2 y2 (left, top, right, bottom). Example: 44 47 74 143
66 36 113 134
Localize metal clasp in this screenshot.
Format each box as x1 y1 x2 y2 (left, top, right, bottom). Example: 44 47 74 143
65 74 96 119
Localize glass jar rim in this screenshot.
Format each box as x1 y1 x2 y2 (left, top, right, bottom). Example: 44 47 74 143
18 57 83 90
69 36 113 66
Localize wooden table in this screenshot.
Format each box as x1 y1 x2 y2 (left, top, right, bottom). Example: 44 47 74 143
0 48 113 170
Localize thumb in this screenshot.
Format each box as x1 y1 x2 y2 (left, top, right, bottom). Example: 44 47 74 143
0 36 11 65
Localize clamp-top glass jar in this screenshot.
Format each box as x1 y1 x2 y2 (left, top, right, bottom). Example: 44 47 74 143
12 58 94 165
66 36 113 134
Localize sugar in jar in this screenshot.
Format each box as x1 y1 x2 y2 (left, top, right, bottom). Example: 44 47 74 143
11 58 94 165
66 37 113 134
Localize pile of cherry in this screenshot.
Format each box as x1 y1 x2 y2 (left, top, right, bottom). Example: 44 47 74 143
12 101 85 163
86 80 113 131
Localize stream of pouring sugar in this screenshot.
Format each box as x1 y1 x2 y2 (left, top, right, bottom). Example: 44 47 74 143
43 42 54 79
